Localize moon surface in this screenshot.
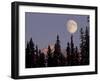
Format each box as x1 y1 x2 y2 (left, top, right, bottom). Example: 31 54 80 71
66 20 78 33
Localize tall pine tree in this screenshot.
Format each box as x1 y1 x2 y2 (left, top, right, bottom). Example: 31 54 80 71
25 38 35 68
25 41 30 68
70 35 75 65
66 42 71 65
47 45 53 67
35 45 39 67
80 28 85 64
53 35 62 66
84 26 89 64
29 38 35 67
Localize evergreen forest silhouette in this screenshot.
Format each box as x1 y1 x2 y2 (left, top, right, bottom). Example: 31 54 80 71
25 27 89 68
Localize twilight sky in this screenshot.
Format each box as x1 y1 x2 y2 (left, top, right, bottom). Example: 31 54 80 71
25 12 89 49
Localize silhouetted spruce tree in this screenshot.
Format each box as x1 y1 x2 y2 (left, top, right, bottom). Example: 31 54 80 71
29 38 35 67
70 35 75 65
53 35 62 66
53 35 65 66
84 26 89 64
25 38 35 68
35 45 39 67
80 28 86 64
66 42 71 65
25 41 30 68
54 35 61 53
47 45 53 67
84 16 89 64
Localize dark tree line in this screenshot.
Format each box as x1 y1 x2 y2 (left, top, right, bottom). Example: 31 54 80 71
25 27 89 68
25 38 45 68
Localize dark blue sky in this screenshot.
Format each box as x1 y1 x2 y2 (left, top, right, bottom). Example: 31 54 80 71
25 12 89 49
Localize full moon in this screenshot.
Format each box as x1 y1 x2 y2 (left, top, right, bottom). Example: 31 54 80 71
66 20 78 33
